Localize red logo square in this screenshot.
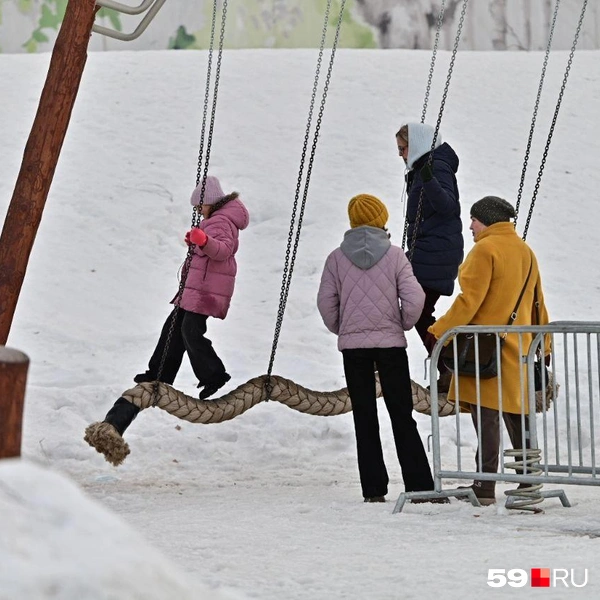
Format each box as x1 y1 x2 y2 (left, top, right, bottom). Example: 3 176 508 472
531 568 551 587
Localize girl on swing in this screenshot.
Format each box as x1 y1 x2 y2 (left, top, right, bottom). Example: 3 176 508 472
134 175 250 400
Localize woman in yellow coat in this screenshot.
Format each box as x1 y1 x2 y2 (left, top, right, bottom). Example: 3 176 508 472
428 196 550 504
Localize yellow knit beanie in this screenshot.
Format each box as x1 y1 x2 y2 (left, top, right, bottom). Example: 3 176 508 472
348 194 389 229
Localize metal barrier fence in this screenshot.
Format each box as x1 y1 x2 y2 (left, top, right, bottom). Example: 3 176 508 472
394 321 600 512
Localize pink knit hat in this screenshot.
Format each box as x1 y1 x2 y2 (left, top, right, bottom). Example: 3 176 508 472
190 176 225 206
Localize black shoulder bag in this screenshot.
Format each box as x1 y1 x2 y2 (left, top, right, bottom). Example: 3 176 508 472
441 259 533 379
532 286 550 392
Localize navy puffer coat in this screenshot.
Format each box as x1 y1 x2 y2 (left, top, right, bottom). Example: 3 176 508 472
405 142 463 296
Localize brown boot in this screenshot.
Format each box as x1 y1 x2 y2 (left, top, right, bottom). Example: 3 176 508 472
437 371 452 394
457 481 496 506
428 371 452 394
364 496 386 503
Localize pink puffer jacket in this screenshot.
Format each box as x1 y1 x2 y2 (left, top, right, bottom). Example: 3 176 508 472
175 196 249 319
317 226 425 351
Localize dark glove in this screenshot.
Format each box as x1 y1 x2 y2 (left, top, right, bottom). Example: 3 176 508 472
420 162 434 182
424 331 438 355
544 354 551 367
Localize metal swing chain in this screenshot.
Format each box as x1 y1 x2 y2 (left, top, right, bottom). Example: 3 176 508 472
265 0 347 392
514 0 561 225
151 1 229 402
421 0 446 124
402 0 446 250
407 0 469 261
521 0 588 241
193 0 220 223
197 0 229 203
281 3 346 308
269 0 332 377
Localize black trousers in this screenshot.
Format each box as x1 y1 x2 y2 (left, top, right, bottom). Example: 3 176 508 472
342 347 434 498
145 308 226 385
469 404 530 485
414 286 448 375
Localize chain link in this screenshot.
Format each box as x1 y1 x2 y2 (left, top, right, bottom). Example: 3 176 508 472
402 0 446 251
152 0 229 404
421 0 446 124
199 0 228 200
265 0 347 394
407 0 469 261
196 0 219 193
514 0 561 225
400 181 410 250
521 0 587 241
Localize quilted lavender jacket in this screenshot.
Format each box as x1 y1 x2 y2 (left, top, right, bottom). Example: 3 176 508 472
317 226 425 351
175 196 249 319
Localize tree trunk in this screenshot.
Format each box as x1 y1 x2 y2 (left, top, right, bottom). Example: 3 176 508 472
524 0 532 50
0 347 29 458
0 0 97 345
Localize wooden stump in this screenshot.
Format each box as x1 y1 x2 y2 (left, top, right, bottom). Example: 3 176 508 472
0 347 29 458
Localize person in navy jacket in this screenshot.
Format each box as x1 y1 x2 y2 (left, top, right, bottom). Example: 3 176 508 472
396 122 464 391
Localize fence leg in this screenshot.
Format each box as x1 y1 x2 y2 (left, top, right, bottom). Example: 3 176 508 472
0 347 29 459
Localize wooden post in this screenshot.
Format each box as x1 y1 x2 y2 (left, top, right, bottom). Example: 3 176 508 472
0 347 29 459
0 0 98 345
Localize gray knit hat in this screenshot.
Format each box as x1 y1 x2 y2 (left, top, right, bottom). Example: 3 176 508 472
470 196 516 226
190 176 225 206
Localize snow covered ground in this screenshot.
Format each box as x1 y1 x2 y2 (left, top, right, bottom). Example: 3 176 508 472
1 47 600 598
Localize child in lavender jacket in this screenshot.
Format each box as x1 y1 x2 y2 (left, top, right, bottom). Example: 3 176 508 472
317 194 435 502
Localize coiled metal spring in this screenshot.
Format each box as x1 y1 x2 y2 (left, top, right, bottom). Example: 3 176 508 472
503 448 545 513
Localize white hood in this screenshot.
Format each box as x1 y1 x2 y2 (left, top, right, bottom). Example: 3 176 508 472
407 122 443 169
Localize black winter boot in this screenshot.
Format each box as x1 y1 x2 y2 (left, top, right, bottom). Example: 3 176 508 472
199 373 231 400
133 371 156 384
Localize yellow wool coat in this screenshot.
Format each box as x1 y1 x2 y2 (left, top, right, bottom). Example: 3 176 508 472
429 222 550 414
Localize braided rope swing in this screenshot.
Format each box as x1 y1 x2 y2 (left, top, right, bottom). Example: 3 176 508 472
84 373 556 466
84 375 454 466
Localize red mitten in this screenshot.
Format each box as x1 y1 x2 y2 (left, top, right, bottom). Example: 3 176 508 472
184 230 191 246
188 227 208 247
